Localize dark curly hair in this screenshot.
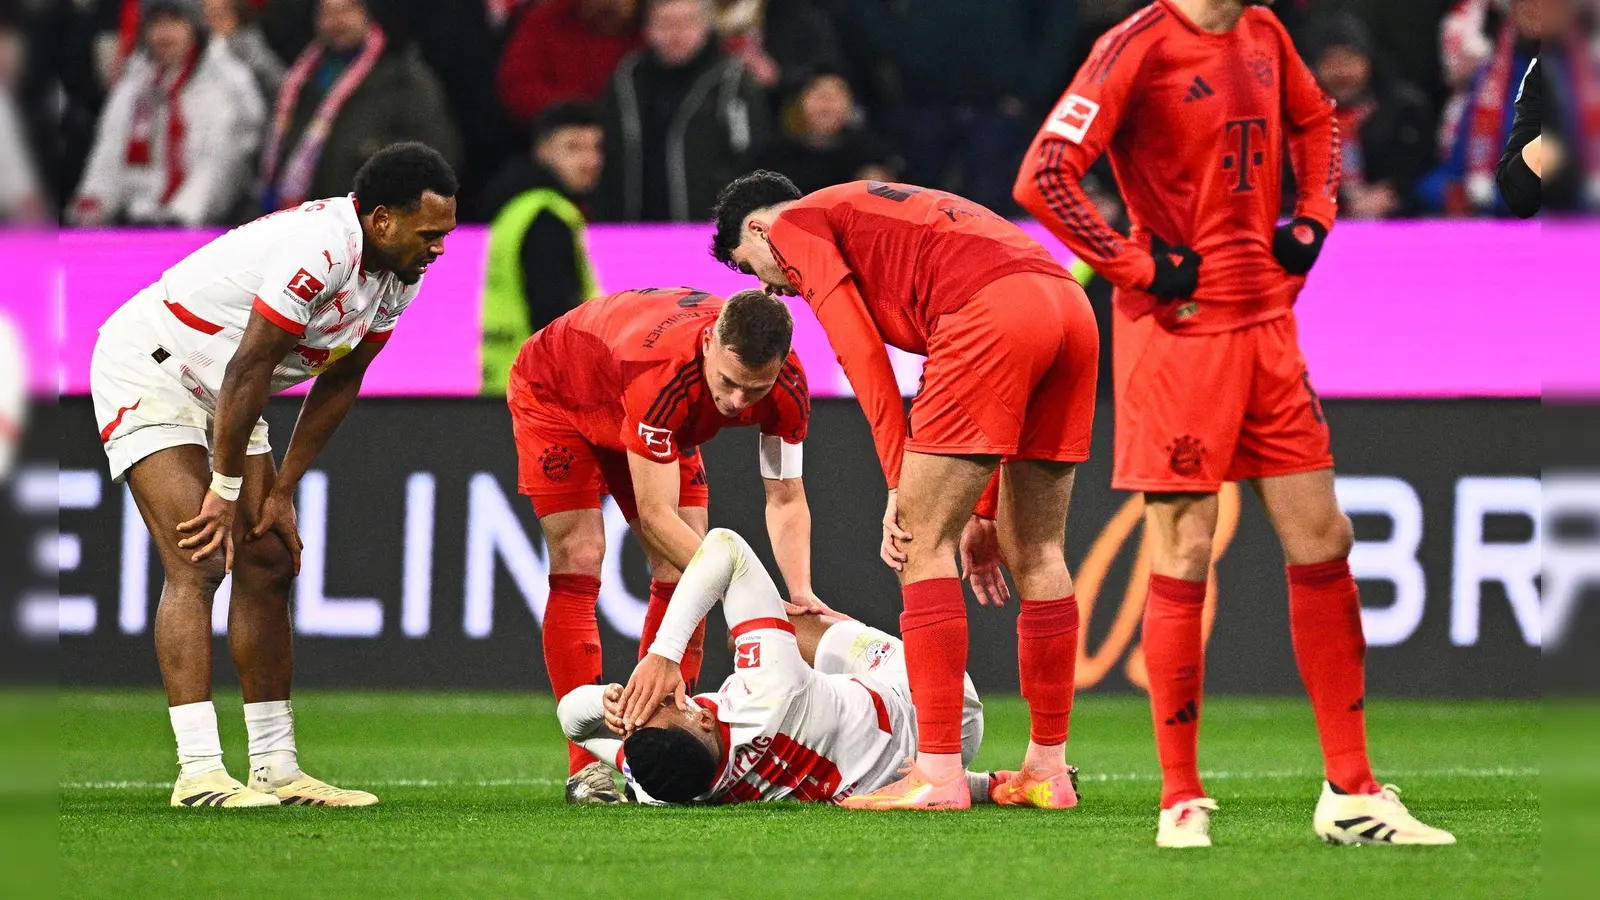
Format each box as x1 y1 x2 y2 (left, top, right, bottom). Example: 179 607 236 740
623 726 718 804
716 289 793 366
710 170 802 269
353 142 459 213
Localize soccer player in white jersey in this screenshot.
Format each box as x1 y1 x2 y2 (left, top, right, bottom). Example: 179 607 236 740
560 529 1079 808
89 142 458 809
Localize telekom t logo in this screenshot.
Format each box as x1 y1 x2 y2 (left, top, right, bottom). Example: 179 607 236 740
1222 118 1269 194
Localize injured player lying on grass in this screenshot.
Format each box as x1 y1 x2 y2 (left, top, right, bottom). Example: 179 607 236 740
558 528 1079 807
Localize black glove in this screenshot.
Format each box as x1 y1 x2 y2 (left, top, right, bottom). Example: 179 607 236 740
1272 217 1328 275
1147 234 1201 300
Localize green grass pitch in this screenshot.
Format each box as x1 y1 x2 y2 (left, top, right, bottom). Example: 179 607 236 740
60 691 1537 900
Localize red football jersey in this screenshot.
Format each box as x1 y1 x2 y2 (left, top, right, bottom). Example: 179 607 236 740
1016 0 1338 334
767 181 1070 487
770 181 1068 355
511 287 809 462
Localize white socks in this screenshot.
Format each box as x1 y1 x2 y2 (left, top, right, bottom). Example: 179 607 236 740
244 700 301 784
169 701 225 780
966 770 996 805
168 699 301 783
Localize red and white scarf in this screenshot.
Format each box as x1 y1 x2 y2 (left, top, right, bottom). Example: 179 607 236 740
1466 30 1600 210
125 48 198 206
260 25 387 210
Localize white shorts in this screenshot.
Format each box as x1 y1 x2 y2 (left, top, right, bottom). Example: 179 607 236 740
90 305 270 482
815 619 985 766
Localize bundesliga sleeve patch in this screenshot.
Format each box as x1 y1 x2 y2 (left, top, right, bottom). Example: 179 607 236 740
286 269 326 303
637 423 675 459
735 639 762 669
1045 94 1101 145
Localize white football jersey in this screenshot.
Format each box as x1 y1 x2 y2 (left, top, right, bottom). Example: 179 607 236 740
98 196 419 408
695 624 915 803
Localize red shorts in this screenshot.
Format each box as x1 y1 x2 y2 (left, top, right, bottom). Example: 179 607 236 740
907 272 1098 462
1112 309 1333 492
509 393 709 521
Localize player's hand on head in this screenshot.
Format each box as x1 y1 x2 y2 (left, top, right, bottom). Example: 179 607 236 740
246 489 304 575
176 490 237 572
960 515 1011 607
620 653 688 733
880 490 910 571
602 684 628 734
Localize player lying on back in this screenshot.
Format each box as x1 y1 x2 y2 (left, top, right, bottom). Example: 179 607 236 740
560 529 1075 808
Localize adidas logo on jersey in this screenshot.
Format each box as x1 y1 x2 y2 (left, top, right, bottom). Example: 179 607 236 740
1182 76 1216 103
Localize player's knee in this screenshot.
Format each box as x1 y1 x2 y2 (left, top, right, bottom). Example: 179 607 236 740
235 541 296 597
1317 512 1355 562
548 533 606 576
161 552 227 596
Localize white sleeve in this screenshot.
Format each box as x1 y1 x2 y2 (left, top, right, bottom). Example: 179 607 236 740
251 219 346 336
556 685 624 770
649 528 808 692
758 433 803 479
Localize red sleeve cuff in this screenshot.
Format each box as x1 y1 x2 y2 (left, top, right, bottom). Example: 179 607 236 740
251 296 307 337
362 328 394 344
729 617 796 640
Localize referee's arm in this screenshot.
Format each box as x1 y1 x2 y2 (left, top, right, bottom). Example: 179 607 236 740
1497 58 1543 219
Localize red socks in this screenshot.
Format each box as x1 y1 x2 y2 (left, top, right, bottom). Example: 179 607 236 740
899 578 968 754
1143 574 1208 807
544 573 602 775
1288 559 1379 795
639 580 707 692
1017 596 1079 745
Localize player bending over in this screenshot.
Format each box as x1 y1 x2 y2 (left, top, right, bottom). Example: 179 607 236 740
1016 0 1453 847
709 173 1097 810
89 142 458 808
507 287 822 803
562 529 1074 808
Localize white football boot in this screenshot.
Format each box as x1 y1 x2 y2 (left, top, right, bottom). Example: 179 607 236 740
565 761 628 805
1156 797 1219 848
170 769 280 808
1313 782 1456 845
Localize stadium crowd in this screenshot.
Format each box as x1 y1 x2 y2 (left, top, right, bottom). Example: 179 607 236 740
0 0 1577 229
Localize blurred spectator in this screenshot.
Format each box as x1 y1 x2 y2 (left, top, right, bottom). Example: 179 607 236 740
596 0 771 221
1441 0 1499 131
70 0 264 227
260 0 462 211
713 0 847 96
202 0 285 98
498 0 642 127
1420 0 1545 215
0 16 44 223
752 66 898 194
1306 12 1435 220
851 0 1078 215
480 102 605 395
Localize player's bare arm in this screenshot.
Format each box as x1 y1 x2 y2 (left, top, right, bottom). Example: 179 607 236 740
763 474 831 615
243 338 389 574
176 309 300 570
626 449 703 574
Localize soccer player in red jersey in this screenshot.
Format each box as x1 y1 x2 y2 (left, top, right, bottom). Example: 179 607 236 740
506 286 823 802
1016 0 1454 847
694 172 1098 811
